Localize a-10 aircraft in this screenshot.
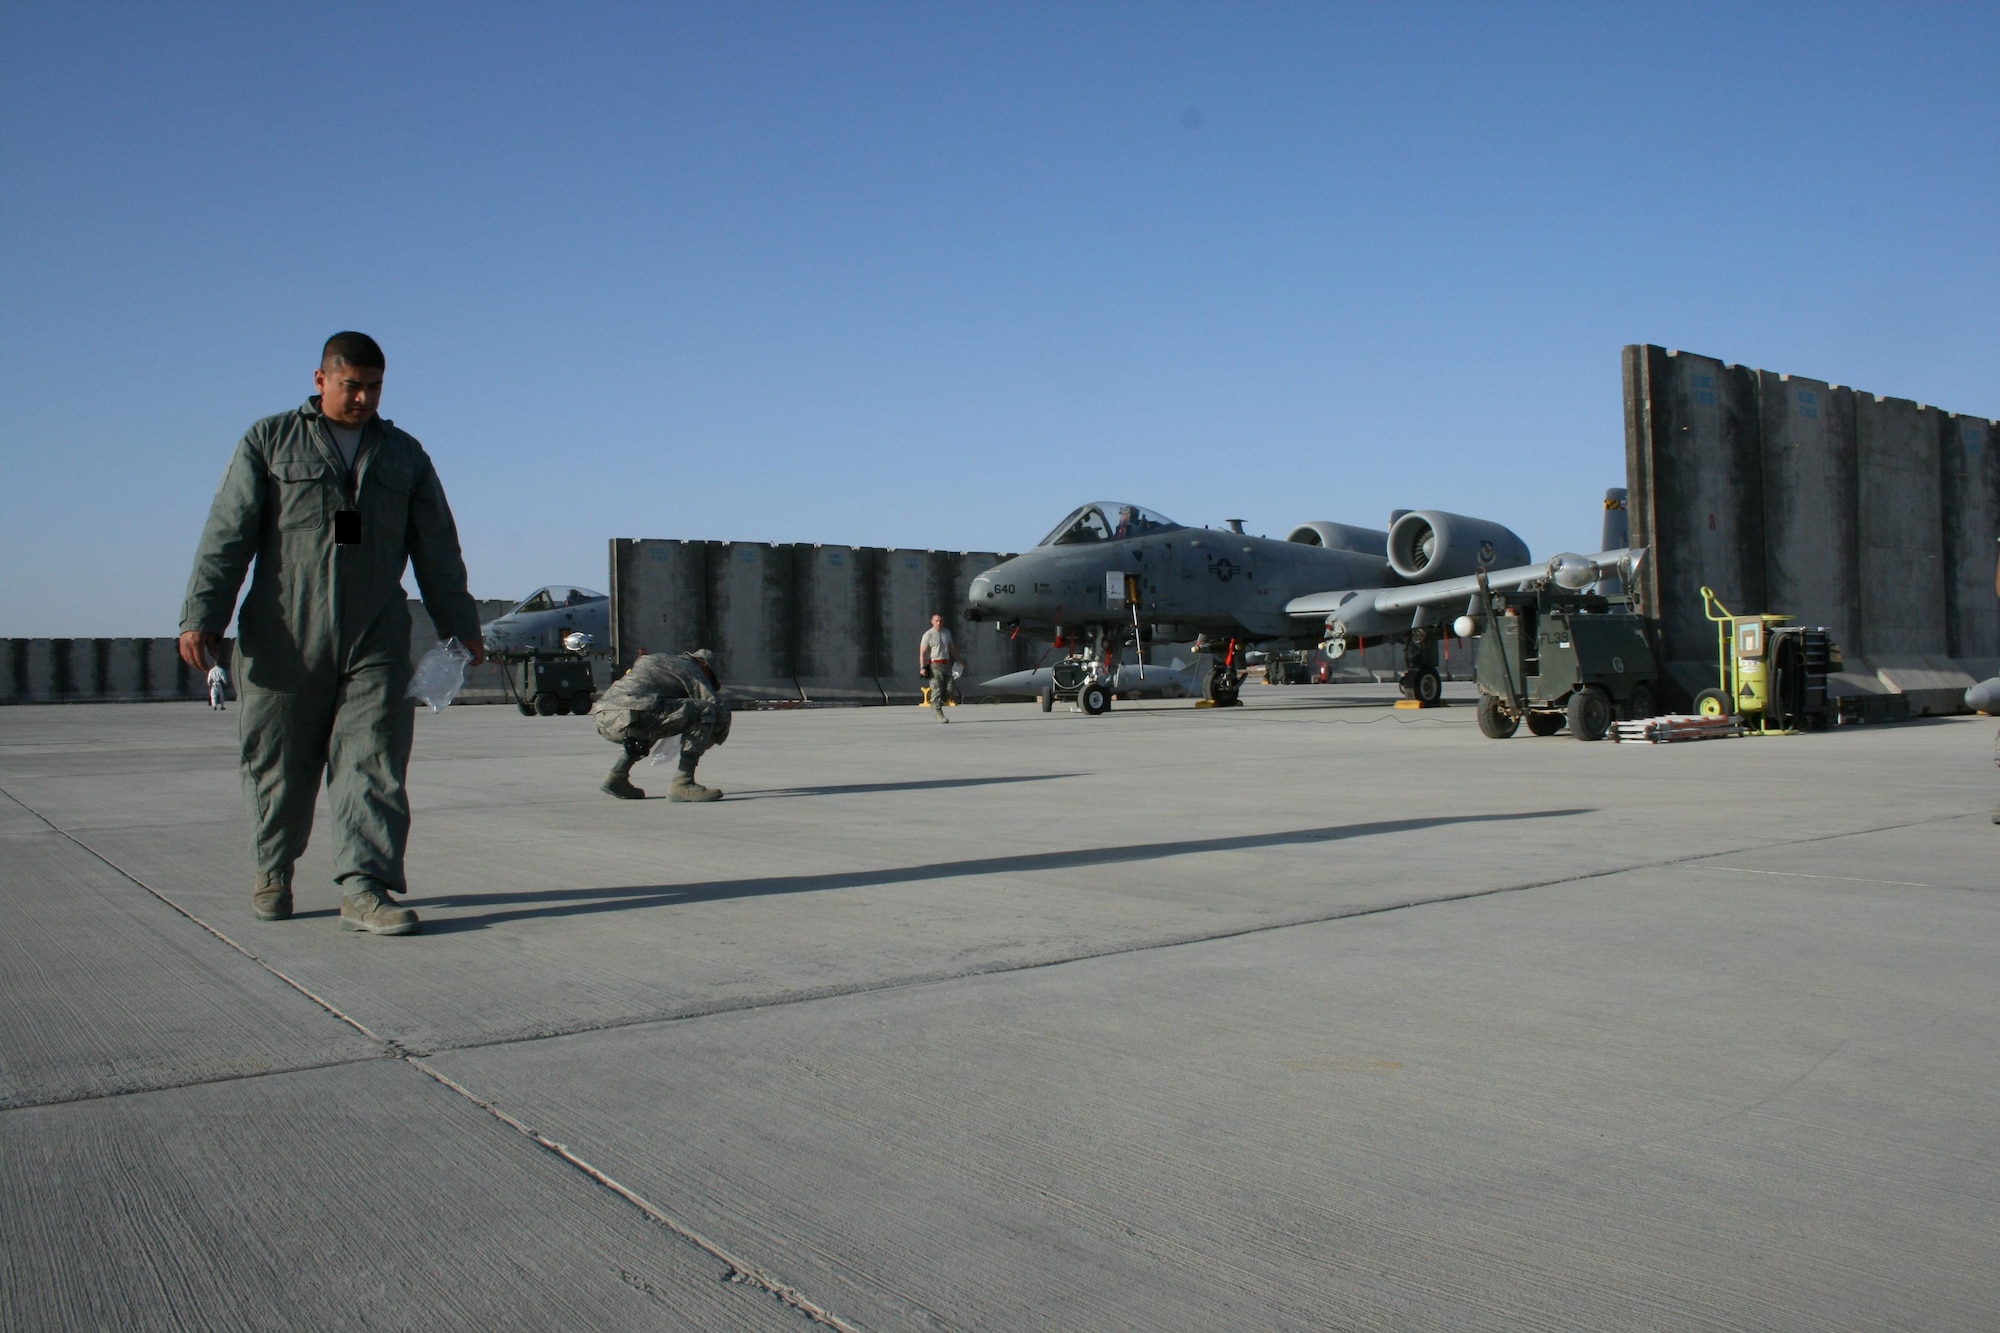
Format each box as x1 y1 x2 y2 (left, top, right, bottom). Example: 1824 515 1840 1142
479 585 610 660
964 501 1640 713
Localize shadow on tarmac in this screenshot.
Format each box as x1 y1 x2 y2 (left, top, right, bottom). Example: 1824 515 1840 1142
723 773 1085 801
420 807 1593 932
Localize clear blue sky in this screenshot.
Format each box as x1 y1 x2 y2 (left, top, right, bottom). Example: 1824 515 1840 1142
4 2 1995 636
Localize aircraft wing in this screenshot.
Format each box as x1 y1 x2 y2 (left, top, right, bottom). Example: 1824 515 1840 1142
1285 548 1645 622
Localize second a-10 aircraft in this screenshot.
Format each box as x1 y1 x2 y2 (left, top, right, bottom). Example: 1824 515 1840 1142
964 500 1640 713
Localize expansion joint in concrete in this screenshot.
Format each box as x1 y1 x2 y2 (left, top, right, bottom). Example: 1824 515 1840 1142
399 809 1991 1064
404 1057 867 1332
0 780 867 1333
0 1054 394 1115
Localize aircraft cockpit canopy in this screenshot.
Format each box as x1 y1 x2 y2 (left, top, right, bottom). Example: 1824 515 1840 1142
1037 503 1181 547
511 586 607 615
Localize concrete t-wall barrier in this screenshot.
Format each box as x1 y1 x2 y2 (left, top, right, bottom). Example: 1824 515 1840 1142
0 637 229 704
1625 344 1999 713
611 539 1036 704
4 599 520 707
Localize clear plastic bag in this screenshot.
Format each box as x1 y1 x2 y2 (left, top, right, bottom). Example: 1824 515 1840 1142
407 638 474 713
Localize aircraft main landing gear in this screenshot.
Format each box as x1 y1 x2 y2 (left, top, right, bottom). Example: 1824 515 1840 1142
1399 666 1443 705
1201 664 1241 706
1397 627 1445 706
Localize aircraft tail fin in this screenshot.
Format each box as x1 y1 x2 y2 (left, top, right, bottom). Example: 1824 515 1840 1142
1598 488 1629 595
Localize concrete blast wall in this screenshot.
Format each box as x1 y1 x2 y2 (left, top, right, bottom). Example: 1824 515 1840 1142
3 599 521 706
1624 345 1998 713
0 637 226 704
610 540 1037 704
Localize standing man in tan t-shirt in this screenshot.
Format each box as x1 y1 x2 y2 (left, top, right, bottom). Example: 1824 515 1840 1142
918 613 960 723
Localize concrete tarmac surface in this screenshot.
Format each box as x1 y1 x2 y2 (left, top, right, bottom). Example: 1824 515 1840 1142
2 688 1995 1331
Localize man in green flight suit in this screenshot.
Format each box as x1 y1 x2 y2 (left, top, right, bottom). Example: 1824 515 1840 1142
178 332 485 935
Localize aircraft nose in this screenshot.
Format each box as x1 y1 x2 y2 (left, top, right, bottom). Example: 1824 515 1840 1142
967 568 1027 616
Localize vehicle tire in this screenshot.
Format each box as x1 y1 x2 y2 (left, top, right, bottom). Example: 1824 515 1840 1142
554 698 573 716
1039 689 1053 713
517 701 536 717
574 692 593 714
1692 687 1732 719
1623 682 1655 722
534 693 558 717
1568 686 1612 741
1079 681 1113 715
1526 711 1565 737
1476 694 1519 739
1411 666 1442 705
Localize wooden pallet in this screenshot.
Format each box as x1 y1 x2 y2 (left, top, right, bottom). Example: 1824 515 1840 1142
1613 714 1743 744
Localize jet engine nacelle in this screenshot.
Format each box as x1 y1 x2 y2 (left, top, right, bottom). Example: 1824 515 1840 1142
1285 521 1389 557
1387 511 1531 582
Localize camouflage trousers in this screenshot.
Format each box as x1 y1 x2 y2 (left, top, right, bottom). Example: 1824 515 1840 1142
594 697 731 762
928 662 955 714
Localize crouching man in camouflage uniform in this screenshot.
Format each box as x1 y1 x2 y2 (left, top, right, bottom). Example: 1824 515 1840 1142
595 649 731 801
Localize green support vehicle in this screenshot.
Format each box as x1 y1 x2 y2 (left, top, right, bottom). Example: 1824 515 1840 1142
1472 583 1660 741
510 655 597 717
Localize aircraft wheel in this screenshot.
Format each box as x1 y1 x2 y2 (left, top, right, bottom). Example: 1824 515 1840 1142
1568 686 1612 741
1526 711 1565 737
1078 681 1113 715
534 693 558 717
1622 682 1655 721
1410 666 1442 705
1476 694 1519 738
1692 687 1732 719
1039 689 1053 713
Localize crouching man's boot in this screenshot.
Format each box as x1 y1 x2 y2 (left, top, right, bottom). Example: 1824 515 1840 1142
602 747 647 800
252 868 293 921
668 752 722 802
341 879 419 935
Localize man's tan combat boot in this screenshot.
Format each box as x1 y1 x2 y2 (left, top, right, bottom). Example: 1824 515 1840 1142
602 753 646 800
340 880 419 935
252 869 293 921
668 757 721 802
